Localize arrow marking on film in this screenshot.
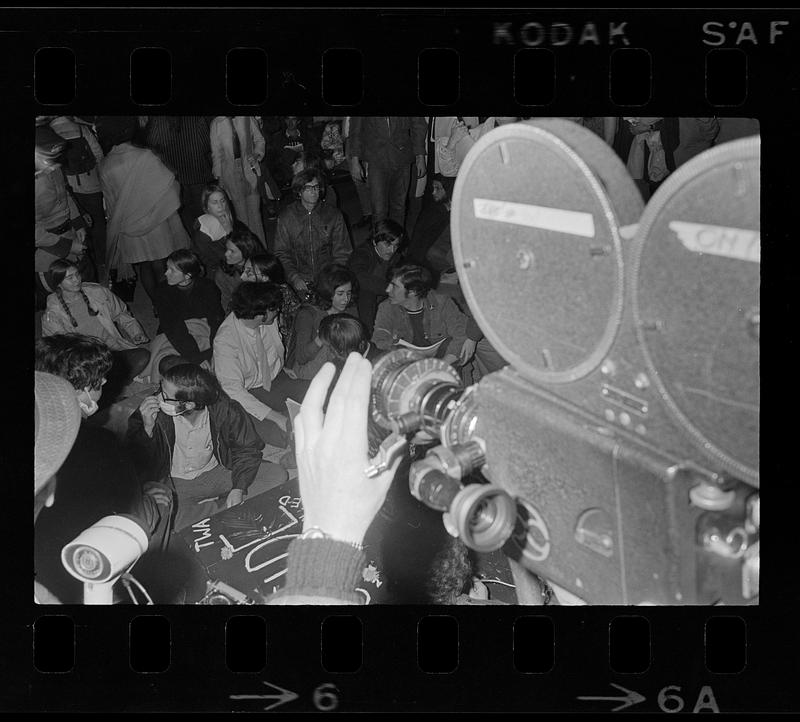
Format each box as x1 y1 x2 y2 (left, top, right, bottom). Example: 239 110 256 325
577 683 646 712
230 680 299 711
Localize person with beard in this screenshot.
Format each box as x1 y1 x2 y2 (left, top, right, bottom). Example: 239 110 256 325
405 174 454 267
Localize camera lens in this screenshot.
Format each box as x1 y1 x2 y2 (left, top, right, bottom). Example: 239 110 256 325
72 545 106 580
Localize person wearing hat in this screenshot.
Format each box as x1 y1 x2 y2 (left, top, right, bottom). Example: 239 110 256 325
35 336 173 603
35 122 92 309
34 372 82 603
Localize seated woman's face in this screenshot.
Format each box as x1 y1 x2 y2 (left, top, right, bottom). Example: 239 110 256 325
165 260 191 286
330 282 352 313
206 191 229 218
225 240 244 267
59 267 82 293
241 259 268 283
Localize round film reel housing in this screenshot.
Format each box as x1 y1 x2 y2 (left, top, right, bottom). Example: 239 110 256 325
451 118 643 384
631 136 760 486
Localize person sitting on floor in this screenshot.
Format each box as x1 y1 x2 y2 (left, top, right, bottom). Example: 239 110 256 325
34 337 172 603
372 262 468 366
273 168 352 298
41 259 150 403
126 362 288 531
214 227 264 313
213 281 309 455
348 218 405 336
285 263 358 380
191 183 250 276
239 252 302 345
144 248 224 384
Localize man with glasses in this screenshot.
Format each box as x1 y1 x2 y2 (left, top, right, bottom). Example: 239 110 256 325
273 168 352 298
127 362 287 531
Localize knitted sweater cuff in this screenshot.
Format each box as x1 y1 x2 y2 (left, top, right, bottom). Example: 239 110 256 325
282 538 366 603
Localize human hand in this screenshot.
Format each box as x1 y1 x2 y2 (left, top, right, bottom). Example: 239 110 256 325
295 353 400 546
416 155 427 179
629 120 654 135
293 278 309 294
458 338 477 366
268 411 288 432
200 359 213 372
448 122 469 146
143 481 172 508
226 488 244 508
349 157 365 183
442 353 459 366
75 227 87 244
68 236 87 260
284 368 298 380
139 394 160 437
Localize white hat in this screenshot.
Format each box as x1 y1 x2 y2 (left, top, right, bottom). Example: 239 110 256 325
34 371 81 493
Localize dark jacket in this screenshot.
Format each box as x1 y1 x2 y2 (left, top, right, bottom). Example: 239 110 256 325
126 392 265 493
34 423 171 604
153 278 224 364
347 117 427 168
274 200 351 287
348 244 395 334
191 218 250 276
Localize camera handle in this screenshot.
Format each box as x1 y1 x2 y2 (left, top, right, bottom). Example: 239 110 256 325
364 432 408 478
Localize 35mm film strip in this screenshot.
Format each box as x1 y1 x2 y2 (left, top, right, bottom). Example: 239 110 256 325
9 6 797 715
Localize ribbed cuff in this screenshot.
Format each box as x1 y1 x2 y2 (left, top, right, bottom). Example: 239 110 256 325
282 538 367 603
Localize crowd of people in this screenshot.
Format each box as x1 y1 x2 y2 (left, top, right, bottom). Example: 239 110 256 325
34 114 759 605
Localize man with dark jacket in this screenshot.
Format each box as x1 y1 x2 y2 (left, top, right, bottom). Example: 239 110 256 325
273 168 351 296
348 219 404 335
126 362 287 531
348 116 428 226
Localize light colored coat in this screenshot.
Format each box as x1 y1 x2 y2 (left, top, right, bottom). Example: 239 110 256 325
209 116 265 192
213 312 285 422
42 283 147 351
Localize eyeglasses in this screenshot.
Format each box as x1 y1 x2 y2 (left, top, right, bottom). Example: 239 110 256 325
302 184 321 192
158 383 183 404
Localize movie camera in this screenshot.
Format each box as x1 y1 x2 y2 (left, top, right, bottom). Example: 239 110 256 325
368 120 760 605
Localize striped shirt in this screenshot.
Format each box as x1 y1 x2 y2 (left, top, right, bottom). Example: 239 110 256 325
145 116 213 185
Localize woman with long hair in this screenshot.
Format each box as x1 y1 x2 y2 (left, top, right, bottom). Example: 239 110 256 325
240 252 301 343
214 227 263 312
41 259 151 402
144 248 224 383
191 183 251 275
285 263 358 380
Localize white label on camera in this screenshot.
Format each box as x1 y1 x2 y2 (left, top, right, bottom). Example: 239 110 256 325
670 221 760 263
474 198 596 238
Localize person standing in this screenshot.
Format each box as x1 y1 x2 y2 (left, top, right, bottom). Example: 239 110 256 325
347 117 428 226
49 116 108 283
145 116 214 236
209 116 267 246
96 116 191 307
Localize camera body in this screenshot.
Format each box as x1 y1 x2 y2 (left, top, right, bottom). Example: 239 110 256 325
371 120 760 605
